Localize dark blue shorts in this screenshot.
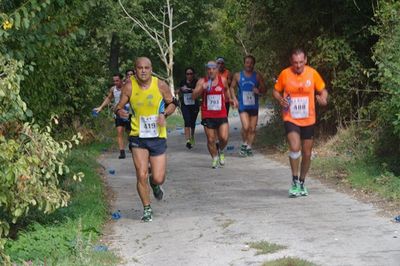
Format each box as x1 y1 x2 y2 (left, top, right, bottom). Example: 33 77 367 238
115 116 130 129
128 136 167 156
239 109 259 116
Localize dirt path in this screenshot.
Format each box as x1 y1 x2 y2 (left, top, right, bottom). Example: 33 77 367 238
100 113 400 266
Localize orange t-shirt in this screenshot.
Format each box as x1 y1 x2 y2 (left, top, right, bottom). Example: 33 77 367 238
274 65 325 126
219 69 231 103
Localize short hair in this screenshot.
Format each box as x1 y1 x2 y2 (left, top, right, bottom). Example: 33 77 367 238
113 73 123 79
125 69 134 75
184 67 195 74
216 57 225 63
291 48 307 58
244 55 256 64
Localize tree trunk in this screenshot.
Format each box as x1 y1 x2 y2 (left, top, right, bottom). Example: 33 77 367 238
109 32 120 74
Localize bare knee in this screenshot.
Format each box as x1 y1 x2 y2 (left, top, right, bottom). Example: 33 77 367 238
302 150 312 159
151 173 165 185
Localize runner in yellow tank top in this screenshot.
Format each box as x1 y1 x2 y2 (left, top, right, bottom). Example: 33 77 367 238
115 57 177 222
129 76 167 138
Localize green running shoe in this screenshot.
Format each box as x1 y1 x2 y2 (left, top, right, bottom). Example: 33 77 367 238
239 144 247 157
141 206 153 222
150 182 164 201
219 151 225 166
299 183 309 196
190 136 195 146
246 148 254 157
212 158 219 169
289 182 300 197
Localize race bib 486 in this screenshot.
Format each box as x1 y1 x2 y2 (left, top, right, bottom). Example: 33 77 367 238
290 97 309 119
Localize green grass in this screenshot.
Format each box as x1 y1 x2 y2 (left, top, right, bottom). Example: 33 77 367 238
262 257 317 266
5 142 119 265
247 241 286 255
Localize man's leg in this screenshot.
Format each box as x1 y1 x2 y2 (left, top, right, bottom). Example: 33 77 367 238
287 131 302 197
182 106 192 149
116 125 126 158
287 132 301 177
298 139 313 196
216 122 229 166
217 122 229 151
300 139 313 181
204 126 219 168
246 113 258 156
149 153 167 200
239 112 250 156
131 147 153 221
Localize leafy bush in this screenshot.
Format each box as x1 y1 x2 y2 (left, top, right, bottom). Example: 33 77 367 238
0 55 83 263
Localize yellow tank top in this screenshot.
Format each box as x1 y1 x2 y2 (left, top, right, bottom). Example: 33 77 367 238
129 76 167 138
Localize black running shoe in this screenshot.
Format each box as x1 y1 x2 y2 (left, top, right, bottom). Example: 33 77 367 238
150 182 164 200
118 150 126 159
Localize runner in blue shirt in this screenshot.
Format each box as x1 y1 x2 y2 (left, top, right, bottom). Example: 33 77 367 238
230 55 266 156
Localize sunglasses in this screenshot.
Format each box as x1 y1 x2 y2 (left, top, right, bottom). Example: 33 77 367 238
186 72 194 75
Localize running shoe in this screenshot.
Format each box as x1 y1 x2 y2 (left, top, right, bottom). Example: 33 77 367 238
239 144 247 157
186 139 192 149
118 150 126 159
190 136 195 146
219 151 225 166
150 182 164 200
212 158 219 169
246 148 254 157
141 206 153 222
299 183 309 196
289 182 300 197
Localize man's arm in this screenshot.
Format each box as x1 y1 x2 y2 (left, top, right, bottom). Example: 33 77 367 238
93 88 113 112
273 89 289 108
229 73 239 108
192 78 205 99
222 76 231 104
227 71 233 87
255 72 266 95
316 88 328 106
115 83 132 117
158 79 176 126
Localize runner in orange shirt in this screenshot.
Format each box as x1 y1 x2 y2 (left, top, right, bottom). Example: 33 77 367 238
273 48 328 197
216 57 232 115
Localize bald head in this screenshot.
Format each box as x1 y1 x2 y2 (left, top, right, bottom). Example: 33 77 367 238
135 57 152 68
135 57 153 83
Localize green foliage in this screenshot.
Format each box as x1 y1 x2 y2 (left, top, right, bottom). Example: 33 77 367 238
5 142 116 265
0 54 83 262
371 0 400 138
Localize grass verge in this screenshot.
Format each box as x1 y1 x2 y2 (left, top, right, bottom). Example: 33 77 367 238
247 241 286 255
262 257 317 266
5 142 119 265
256 120 400 209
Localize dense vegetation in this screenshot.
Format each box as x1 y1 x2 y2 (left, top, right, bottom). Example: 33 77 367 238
1 0 399 263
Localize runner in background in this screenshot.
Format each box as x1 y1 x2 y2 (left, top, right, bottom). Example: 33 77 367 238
216 57 232 116
93 73 130 159
230 55 266 157
192 61 230 169
273 48 328 197
176 67 199 149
